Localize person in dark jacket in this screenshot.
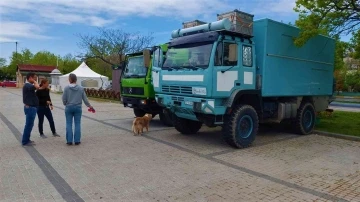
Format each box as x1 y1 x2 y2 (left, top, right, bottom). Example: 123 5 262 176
62 73 93 145
36 79 60 138
22 72 40 146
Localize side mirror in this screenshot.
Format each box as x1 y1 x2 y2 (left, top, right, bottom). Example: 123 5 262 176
143 49 151 68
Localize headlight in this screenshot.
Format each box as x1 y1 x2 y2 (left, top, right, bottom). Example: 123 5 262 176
140 100 147 104
192 87 206 95
193 102 202 111
185 101 193 106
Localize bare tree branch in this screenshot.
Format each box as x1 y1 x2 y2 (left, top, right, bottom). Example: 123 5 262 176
76 28 154 67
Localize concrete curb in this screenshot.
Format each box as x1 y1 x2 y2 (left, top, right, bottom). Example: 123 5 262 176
314 130 360 142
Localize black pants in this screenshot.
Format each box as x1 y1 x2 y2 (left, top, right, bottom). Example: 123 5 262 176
37 106 56 134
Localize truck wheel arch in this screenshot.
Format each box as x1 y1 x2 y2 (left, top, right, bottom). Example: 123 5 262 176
225 90 262 115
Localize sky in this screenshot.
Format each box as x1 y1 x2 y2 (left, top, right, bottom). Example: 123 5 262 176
0 0 353 65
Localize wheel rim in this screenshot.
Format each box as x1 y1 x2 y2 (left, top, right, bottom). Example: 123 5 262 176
236 115 253 139
302 109 313 129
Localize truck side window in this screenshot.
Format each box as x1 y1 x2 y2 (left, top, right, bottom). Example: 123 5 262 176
243 45 252 67
215 42 238 66
153 48 160 67
224 42 238 66
214 42 223 66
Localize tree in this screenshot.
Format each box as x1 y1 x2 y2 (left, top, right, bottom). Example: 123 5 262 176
31 51 58 66
350 30 360 59
345 70 360 91
334 69 346 91
86 58 112 78
77 28 154 66
58 54 81 75
0 58 6 68
334 37 349 70
294 0 359 46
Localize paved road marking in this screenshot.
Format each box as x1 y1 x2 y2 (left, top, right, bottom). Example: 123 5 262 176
2 89 349 202
141 134 348 202
0 112 84 202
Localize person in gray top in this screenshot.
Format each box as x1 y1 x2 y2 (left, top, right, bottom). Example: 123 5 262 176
62 73 93 145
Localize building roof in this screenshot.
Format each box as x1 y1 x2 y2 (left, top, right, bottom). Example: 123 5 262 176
17 64 57 73
50 69 62 74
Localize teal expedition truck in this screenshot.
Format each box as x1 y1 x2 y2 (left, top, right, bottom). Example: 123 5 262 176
152 10 336 148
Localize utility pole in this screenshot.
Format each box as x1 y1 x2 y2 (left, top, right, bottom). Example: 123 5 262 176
15 42 18 65
0 41 18 81
0 41 18 63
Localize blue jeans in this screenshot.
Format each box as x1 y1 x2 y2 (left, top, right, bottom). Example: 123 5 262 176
65 105 82 143
22 106 37 145
37 106 56 134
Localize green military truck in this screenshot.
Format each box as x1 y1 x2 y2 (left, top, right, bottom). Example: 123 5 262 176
120 44 173 126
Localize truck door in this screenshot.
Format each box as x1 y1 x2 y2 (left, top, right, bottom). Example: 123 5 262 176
212 40 241 97
213 40 256 97
151 47 161 91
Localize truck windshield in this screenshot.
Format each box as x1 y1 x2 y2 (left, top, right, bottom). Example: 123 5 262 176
124 56 147 78
163 43 213 70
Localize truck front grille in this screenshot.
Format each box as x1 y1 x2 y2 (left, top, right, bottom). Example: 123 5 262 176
171 96 185 101
162 85 192 94
122 87 144 95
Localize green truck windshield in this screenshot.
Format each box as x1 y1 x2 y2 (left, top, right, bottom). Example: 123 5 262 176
124 56 147 78
163 43 213 70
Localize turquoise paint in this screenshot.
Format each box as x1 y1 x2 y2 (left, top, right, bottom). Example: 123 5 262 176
171 19 231 38
155 18 335 119
253 19 335 97
156 93 227 120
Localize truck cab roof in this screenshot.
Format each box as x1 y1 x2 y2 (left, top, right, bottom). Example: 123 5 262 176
168 30 253 48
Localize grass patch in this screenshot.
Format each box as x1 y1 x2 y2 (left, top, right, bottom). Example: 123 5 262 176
315 111 360 137
334 100 360 104
336 96 360 98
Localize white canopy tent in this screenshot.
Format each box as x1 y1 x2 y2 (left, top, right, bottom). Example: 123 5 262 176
59 62 109 92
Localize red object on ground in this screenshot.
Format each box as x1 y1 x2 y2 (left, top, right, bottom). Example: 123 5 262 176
88 108 95 113
0 81 16 87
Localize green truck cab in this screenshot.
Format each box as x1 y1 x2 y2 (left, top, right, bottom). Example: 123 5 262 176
120 44 173 126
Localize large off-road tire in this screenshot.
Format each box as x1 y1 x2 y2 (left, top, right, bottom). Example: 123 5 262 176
133 108 146 117
294 102 316 135
222 105 259 148
173 115 202 134
159 109 173 127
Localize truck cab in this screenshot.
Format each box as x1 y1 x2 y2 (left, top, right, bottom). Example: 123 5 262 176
153 14 335 148
121 44 173 126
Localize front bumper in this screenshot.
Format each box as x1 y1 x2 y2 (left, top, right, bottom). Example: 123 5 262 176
121 96 162 113
155 94 226 116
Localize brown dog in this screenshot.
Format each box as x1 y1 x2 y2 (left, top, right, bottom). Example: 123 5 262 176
132 113 152 136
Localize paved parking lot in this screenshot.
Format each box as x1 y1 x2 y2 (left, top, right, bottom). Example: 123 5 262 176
0 88 359 202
